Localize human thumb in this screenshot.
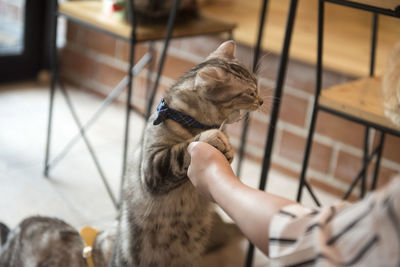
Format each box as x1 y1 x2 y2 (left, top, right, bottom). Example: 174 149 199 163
187 141 199 155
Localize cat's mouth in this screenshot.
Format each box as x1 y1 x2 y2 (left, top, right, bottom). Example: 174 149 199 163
225 102 261 124
226 109 247 124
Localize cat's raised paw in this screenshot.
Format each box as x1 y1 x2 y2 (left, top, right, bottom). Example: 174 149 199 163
196 129 234 163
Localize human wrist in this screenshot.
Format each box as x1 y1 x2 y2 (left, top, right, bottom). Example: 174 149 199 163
208 164 240 204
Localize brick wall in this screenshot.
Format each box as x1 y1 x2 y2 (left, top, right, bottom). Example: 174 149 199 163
61 21 400 199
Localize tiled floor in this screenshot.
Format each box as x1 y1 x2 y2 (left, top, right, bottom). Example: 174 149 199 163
0 81 338 266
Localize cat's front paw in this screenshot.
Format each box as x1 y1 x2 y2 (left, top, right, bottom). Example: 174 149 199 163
196 129 234 163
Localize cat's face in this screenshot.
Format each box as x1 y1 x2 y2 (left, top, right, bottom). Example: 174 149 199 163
194 41 263 123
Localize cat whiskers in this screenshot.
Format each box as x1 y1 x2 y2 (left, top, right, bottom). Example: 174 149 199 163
219 119 228 131
254 51 273 75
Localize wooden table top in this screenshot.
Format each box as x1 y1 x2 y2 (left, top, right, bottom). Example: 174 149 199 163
59 1 236 41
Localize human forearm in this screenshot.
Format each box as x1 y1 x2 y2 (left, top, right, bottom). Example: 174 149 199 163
209 169 295 256
186 141 296 256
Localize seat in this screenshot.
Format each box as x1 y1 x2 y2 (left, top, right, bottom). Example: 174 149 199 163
319 77 400 133
297 0 400 206
44 0 236 209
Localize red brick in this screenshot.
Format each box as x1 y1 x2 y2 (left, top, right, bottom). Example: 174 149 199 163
160 54 196 81
247 117 268 148
372 164 398 189
280 93 308 127
256 52 354 95
309 178 358 202
334 150 362 185
132 75 150 102
116 40 150 64
382 134 400 164
61 47 97 79
315 111 365 148
334 150 399 190
279 130 333 174
66 21 80 43
180 36 226 59
81 27 117 56
169 39 184 50
225 119 244 140
271 163 359 202
95 63 126 88
271 162 299 180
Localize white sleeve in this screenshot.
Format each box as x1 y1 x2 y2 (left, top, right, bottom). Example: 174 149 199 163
268 177 400 267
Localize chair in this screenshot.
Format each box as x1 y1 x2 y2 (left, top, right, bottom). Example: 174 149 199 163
297 0 400 205
43 0 236 208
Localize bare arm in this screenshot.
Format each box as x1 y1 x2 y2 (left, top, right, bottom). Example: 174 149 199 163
187 141 296 256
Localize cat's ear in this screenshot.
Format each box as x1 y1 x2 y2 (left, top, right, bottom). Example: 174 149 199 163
194 67 224 91
207 40 236 60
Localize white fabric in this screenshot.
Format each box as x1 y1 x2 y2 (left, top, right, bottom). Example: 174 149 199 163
269 178 400 267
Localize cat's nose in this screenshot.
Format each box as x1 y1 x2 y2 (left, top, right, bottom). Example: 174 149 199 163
259 99 263 105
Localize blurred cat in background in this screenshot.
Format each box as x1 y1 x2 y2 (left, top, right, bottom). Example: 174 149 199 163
382 41 400 128
0 216 115 267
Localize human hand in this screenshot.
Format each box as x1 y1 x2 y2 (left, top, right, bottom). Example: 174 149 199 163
187 141 235 202
195 129 234 163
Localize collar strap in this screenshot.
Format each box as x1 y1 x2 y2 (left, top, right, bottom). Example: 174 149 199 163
80 226 99 267
153 98 220 130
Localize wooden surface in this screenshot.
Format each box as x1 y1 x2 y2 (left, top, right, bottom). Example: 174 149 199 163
319 77 399 131
59 1 236 41
201 0 400 77
346 0 400 11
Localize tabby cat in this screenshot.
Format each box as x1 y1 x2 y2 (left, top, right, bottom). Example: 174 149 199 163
110 40 263 267
0 216 115 267
383 41 400 128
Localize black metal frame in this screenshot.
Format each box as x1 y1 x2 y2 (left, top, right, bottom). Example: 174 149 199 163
244 0 299 266
296 0 400 206
43 0 182 209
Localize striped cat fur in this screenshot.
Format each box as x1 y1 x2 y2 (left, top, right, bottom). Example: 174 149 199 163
110 40 263 267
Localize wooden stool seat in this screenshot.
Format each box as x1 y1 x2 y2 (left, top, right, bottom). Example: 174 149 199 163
319 77 400 132
59 1 236 41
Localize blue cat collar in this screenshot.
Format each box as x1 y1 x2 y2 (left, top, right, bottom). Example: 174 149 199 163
153 98 220 130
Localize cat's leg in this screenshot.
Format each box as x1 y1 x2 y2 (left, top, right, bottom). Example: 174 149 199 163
143 129 233 195
143 130 233 194
195 129 234 163
143 141 192 194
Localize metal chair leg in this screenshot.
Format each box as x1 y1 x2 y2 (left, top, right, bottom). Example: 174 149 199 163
360 13 378 197
145 0 181 119
342 142 381 200
47 53 151 172
146 42 156 100
58 80 119 208
297 0 324 204
361 127 370 198
371 132 385 190
245 2 299 266
236 0 269 178
44 0 58 177
120 0 138 203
